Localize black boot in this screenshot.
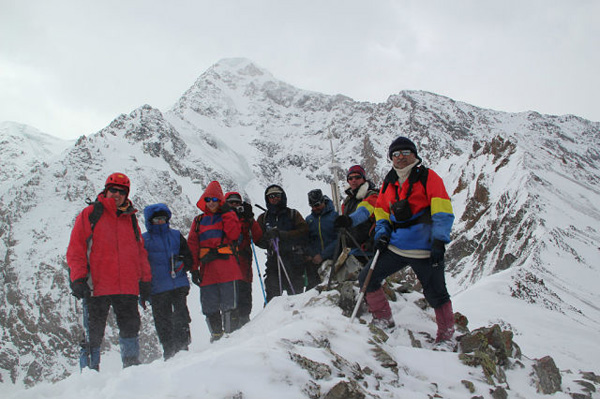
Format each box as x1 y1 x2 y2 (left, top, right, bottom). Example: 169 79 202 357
206 313 223 343
223 309 241 334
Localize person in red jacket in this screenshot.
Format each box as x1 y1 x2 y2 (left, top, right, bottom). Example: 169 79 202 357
188 181 243 342
225 192 263 326
67 172 152 370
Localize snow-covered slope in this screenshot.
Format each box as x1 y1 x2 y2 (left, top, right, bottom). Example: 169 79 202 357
0 122 73 194
0 58 599 393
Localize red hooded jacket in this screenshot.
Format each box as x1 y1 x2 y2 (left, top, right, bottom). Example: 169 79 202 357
66 195 152 296
187 181 243 286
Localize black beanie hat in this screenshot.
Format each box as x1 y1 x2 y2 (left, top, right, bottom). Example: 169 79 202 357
307 189 324 206
388 136 418 160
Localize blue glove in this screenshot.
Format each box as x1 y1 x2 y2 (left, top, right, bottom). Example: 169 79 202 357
431 239 446 267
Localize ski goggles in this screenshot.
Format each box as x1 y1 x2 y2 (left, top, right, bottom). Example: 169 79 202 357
267 193 282 199
204 197 220 203
107 186 128 195
391 149 413 158
151 216 168 224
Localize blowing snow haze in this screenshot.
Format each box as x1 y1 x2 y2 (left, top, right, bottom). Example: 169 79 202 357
0 58 599 397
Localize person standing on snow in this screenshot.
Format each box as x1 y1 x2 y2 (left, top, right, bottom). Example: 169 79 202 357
256 184 309 302
67 172 152 370
187 181 243 342
225 191 263 325
305 189 338 289
334 165 379 266
142 203 193 359
358 137 456 344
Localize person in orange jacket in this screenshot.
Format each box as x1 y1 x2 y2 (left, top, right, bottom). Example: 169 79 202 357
225 192 263 325
187 181 242 342
67 172 152 370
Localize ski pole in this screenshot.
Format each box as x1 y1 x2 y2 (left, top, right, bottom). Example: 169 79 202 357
272 238 296 295
349 249 381 324
326 228 344 289
249 235 267 306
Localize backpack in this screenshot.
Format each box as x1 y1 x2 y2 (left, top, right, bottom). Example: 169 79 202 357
86 198 141 242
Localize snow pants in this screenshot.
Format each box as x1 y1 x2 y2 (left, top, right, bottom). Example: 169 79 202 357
151 286 191 359
264 254 305 302
237 280 252 324
358 250 450 309
86 294 140 348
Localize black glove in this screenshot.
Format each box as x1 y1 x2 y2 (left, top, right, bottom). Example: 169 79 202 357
334 215 352 229
430 239 446 267
191 270 202 287
139 281 152 309
375 235 390 252
219 203 231 214
70 278 90 299
242 201 254 220
264 227 280 240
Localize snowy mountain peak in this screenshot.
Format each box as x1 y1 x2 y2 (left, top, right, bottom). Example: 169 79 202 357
1 60 600 392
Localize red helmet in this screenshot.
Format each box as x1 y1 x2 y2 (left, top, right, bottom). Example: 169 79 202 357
105 173 130 189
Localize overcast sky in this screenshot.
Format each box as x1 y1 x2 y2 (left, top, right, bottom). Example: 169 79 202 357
1 0 598 140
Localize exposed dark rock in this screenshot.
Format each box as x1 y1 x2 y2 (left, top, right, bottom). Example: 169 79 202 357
533 356 562 394
289 352 332 380
324 379 366 399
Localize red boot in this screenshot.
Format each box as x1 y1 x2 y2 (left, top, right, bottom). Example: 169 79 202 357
365 288 395 328
434 300 455 342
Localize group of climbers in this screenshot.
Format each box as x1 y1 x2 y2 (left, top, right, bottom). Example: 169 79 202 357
66 135 456 370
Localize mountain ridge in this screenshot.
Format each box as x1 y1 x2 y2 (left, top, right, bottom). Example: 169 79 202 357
0 57 599 389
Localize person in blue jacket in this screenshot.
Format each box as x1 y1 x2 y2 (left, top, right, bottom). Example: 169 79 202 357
305 189 339 290
142 203 193 360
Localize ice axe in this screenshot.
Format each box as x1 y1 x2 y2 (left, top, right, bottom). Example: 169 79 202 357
349 249 381 324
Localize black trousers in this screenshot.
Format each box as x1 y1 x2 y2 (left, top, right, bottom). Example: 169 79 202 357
151 286 191 358
86 295 140 348
358 250 450 309
264 255 305 302
237 281 252 320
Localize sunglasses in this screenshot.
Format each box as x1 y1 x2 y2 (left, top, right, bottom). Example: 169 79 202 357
107 187 128 195
267 193 282 199
204 197 220 203
151 216 168 224
310 202 323 208
227 200 242 206
347 175 363 181
392 150 413 158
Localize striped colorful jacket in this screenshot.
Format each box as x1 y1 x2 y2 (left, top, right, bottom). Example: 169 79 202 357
374 165 454 251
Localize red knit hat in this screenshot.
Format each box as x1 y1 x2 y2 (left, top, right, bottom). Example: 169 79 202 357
346 165 366 180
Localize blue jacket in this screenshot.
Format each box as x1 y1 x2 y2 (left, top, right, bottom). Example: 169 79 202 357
142 203 192 295
305 197 339 260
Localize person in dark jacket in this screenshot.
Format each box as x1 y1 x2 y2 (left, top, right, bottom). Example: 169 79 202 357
225 191 263 325
305 189 338 289
187 181 243 342
256 184 309 302
359 137 455 343
334 165 379 264
67 172 152 370
142 203 193 360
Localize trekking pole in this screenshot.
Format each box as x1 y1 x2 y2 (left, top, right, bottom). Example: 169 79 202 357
326 228 344 289
249 234 267 306
272 238 296 295
349 249 381 324
343 228 373 261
